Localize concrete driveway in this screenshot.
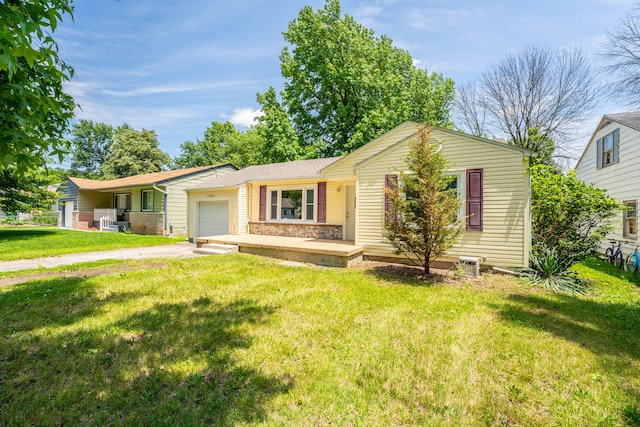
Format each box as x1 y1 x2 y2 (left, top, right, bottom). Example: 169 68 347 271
0 242 202 272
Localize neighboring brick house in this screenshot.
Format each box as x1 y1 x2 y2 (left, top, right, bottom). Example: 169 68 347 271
58 164 236 236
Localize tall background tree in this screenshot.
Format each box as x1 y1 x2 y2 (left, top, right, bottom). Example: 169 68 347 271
102 128 170 179
68 120 117 178
173 121 266 170
455 46 600 164
384 126 463 275
0 0 76 175
279 0 455 157
604 6 640 106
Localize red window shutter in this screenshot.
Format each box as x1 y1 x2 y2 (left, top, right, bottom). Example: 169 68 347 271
385 174 398 225
259 185 266 221
466 169 483 231
317 182 326 223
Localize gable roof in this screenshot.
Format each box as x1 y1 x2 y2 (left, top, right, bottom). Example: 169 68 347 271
601 112 640 132
190 157 341 190
322 121 533 175
69 164 235 191
575 112 640 170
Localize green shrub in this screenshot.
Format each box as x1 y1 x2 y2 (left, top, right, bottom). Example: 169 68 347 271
518 248 588 294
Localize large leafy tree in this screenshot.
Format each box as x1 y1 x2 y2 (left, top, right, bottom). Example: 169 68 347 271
280 0 455 157
0 168 58 213
173 121 266 170
102 128 170 179
68 120 117 178
531 165 621 264
384 126 463 275
255 87 314 163
0 0 76 175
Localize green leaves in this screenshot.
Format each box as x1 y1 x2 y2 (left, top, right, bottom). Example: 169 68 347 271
280 0 455 157
0 0 75 176
384 126 463 275
531 165 622 264
101 129 171 179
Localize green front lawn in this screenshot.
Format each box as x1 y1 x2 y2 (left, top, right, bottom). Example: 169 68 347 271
0 227 184 261
1 254 638 425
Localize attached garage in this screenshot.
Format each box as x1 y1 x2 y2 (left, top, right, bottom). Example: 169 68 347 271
197 201 229 237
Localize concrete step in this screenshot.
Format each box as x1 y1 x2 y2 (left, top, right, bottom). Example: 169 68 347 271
102 227 119 232
193 243 239 256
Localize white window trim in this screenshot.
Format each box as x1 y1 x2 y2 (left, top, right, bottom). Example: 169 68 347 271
268 185 316 223
624 200 637 240
141 189 154 212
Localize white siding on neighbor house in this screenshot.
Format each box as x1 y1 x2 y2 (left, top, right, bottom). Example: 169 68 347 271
356 130 530 268
575 121 640 251
165 166 236 235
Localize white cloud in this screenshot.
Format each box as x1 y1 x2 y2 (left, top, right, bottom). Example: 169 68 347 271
224 108 264 127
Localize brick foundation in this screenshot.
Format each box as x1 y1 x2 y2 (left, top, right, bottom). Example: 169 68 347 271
130 212 165 235
249 222 342 240
73 211 94 230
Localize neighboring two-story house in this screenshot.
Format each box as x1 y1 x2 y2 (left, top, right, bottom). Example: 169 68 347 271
575 113 640 247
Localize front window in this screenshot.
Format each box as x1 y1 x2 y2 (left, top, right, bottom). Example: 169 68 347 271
141 190 154 212
624 200 637 239
269 187 315 221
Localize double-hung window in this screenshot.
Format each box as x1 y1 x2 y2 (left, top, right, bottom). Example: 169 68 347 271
141 190 154 212
269 187 315 221
624 200 637 239
597 128 620 168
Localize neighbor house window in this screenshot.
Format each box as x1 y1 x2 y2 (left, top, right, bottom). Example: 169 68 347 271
269 187 315 221
598 128 620 168
624 200 637 239
141 190 154 212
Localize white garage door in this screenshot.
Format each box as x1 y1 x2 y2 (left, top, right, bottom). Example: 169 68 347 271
198 201 229 237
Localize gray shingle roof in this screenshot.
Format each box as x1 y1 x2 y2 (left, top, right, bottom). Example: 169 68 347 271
605 112 640 131
190 157 341 190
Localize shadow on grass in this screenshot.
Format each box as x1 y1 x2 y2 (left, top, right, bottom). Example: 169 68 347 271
0 227 57 240
579 256 640 287
495 293 640 423
0 279 290 425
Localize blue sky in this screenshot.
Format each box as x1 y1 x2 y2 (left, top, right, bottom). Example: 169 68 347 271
57 0 635 161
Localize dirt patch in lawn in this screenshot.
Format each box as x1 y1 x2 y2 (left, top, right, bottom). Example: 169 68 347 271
0 260 167 287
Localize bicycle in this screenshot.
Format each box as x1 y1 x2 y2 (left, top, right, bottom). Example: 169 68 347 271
625 244 640 274
605 240 626 268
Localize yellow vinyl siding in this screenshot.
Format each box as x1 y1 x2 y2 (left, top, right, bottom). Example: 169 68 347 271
355 130 530 267
187 188 239 239
246 179 343 225
322 122 420 179
165 167 236 235
576 121 640 251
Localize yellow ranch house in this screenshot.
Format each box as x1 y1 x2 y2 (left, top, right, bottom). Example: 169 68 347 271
187 122 533 269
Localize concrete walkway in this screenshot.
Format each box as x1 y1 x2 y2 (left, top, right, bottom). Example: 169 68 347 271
0 242 202 272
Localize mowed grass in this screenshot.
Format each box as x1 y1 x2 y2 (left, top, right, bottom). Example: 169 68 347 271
1 254 639 426
0 227 184 261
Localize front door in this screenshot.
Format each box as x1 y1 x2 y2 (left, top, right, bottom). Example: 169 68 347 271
345 185 356 241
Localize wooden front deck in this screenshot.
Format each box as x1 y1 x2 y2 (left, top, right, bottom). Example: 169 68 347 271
195 234 364 267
